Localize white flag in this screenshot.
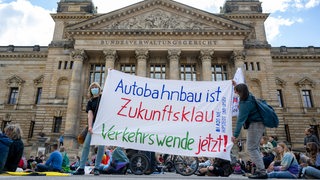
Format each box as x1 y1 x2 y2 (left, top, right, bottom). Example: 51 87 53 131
232 68 245 116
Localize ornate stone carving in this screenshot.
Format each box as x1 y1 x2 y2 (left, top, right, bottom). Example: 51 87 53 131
103 49 118 62
167 49 181 61
6 75 25 86
275 77 286 88
108 10 206 30
71 49 87 61
295 77 315 88
33 75 44 85
135 49 149 61
200 49 214 62
232 50 246 61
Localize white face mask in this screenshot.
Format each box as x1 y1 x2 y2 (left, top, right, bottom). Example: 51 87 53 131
233 93 240 98
91 88 99 95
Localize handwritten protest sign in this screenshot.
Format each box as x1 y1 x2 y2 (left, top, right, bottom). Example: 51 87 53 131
91 69 233 160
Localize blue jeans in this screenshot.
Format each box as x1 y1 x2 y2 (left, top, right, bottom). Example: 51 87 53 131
268 171 297 179
247 122 265 173
79 132 104 170
302 166 320 179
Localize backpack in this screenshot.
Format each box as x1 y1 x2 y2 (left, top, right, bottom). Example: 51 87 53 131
253 96 279 128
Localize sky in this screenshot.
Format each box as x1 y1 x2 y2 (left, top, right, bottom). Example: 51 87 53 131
0 0 319 47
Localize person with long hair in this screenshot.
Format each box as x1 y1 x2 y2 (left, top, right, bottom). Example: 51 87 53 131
231 83 267 179
267 142 299 178
3 124 24 172
300 142 320 178
73 82 105 176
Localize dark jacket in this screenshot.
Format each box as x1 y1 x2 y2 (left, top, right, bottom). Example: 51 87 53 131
0 133 12 171
233 94 263 138
4 138 24 172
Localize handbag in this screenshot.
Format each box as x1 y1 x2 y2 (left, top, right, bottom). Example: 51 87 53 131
77 126 88 144
77 95 101 144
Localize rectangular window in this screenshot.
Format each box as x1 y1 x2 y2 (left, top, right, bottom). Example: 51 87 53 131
211 65 228 81
150 64 166 79
1 120 11 132
28 121 35 138
53 117 62 133
64 61 68 69
285 124 291 143
58 61 62 69
277 89 283 107
180 64 197 81
120 64 136 75
70 61 73 69
8 87 19 104
302 90 313 108
35 87 42 104
89 64 105 86
256 62 261 71
244 62 248 71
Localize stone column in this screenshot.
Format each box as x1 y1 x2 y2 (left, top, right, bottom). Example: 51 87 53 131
103 49 117 80
200 49 214 81
135 49 149 77
64 49 87 149
168 49 181 80
232 50 246 69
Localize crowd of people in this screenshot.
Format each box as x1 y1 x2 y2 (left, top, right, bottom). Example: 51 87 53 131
2 82 320 179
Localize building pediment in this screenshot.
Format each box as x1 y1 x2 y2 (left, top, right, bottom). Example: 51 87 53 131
6 75 25 85
295 77 315 88
66 0 251 35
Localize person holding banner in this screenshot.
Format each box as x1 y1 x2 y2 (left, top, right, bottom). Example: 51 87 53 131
73 82 105 176
231 83 267 179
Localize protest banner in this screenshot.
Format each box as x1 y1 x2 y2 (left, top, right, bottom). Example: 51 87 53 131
91 69 233 160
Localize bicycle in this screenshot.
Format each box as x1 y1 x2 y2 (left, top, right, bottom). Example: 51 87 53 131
162 154 199 176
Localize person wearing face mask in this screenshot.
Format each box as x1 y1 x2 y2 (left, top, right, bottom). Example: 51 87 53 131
231 83 267 179
73 82 105 176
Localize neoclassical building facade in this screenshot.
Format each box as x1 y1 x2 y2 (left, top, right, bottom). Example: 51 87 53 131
0 0 319 156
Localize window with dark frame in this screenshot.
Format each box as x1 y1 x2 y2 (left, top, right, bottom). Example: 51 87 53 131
58 61 62 69
28 121 35 138
8 87 19 104
277 89 284 107
89 64 105 86
244 62 248 71
302 90 313 108
211 65 227 81
180 64 197 81
64 61 68 69
35 87 42 104
120 64 136 75
53 117 62 133
150 64 166 79
284 124 291 143
70 61 73 69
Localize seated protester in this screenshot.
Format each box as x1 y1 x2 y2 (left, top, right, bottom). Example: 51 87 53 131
198 157 211 168
301 142 320 179
99 146 129 174
0 130 12 173
59 146 70 173
18 155 27 170
267 142 299 179
260 136 275 169
70 156 80 171
26 156 35 169
3 124 24 172
36 144 62 172
196 158 233 177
